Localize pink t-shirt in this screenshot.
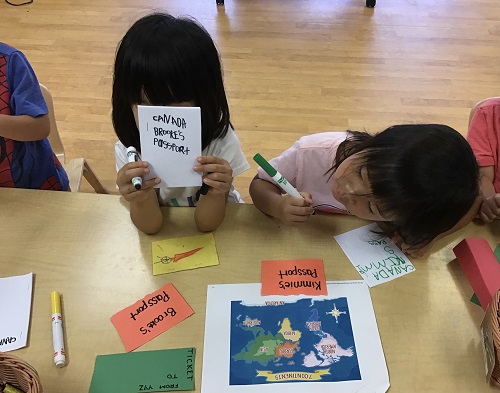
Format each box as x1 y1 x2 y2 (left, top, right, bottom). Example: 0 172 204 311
257 132 350 213
467 98 500 193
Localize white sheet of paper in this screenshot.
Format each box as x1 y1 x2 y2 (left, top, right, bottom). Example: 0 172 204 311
334 223 415 287
202 281 389 393
0 273 33 352
138 105 202 188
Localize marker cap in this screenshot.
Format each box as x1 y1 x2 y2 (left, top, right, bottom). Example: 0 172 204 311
51 291 61 314
253 153 277 177
126 146 137 155
132 177 142 190
126 146 139 163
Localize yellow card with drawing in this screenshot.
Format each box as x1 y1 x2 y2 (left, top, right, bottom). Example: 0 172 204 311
152 234 219 275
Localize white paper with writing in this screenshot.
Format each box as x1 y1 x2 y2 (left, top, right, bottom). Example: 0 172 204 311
334 224 415 287
0 273 33 351
138 105 202 188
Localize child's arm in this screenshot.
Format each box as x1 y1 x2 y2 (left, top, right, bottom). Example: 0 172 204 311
193 156 233 232
477 166 500 222
466 99 500 222
249 175 313 225
116 160 163 234
0 113 50 141
129 189 163 235
1 49 51 140
195 191 228 232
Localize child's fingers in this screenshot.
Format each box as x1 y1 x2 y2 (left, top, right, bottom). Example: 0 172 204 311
399 241 411 252
196 156 228 165
300 192 313 205
410 246 430 257
120 177 159 195
283 211 312 225
279 196 312 224
399 242 428 258
493 194 500 207
123 161 149 170
480 196 500 221
125 167 149 180
481 199 498 222
288 195 311 208
400 245 415 257
141 177 160 189
407 250 424 258
488 199 500 217
283 196 313 216
194 163 232 175
204 171 232 182
117 162 149 184
121 179 159 202
391 233 402 245
202 170 233 193
286 205 313 217
125 187 155 202
194 157 232 179
201 178 230 192
480 209 495 223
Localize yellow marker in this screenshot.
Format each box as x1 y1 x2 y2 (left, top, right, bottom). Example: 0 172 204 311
51 291 66 367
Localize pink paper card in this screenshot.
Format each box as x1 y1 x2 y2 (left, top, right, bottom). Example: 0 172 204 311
453 238 500 310
110 283 194 351
261 259 327 296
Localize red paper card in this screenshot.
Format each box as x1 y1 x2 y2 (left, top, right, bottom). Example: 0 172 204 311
110 283 194 351
261 259 327 296
453 238 500 310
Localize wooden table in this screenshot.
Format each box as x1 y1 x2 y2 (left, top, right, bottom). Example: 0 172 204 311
0 188 498 392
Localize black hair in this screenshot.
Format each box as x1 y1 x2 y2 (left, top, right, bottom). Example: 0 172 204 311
327 124 479 248
112 12 230 151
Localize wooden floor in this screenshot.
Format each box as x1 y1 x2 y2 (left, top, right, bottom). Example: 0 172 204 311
1 0 499 201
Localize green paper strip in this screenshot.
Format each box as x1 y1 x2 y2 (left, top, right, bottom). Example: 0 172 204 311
89 347 195 393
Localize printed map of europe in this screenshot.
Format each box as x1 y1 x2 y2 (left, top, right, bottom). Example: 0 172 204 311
230 297 361 385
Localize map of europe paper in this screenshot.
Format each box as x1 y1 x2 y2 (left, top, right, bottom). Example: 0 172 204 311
229 297 360 385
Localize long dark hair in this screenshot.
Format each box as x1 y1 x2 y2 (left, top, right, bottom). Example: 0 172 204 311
112 13 230 151
327 124 479 248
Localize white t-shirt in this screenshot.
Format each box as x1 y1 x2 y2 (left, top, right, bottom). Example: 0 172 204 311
257 132 350 214
115 126 250 206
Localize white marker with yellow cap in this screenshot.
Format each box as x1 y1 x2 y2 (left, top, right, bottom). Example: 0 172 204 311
51 291 66 367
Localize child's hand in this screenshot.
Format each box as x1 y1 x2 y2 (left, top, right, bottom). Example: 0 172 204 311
399 241 433 258
277 192 314 225
193 156 233 195
116 161 160 203
391 232 432 258
479 194 500 223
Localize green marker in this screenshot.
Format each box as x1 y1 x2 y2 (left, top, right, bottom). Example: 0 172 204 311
253 153 303 198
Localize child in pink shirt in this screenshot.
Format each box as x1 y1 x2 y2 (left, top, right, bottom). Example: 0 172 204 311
467 98 500 222
250 124 481 257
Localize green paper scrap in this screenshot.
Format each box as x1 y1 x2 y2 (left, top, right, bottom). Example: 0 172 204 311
470 293 481 306
495 243 500 262
470 244 500 307
89 348 195 393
